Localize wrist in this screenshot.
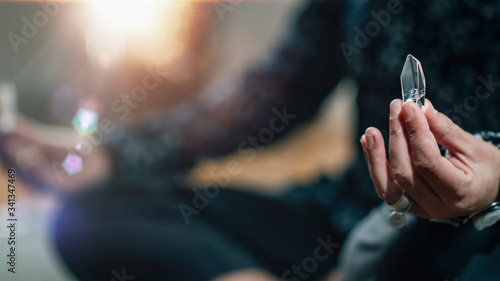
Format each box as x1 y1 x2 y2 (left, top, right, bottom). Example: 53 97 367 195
470 202 500 231
429 202 500 231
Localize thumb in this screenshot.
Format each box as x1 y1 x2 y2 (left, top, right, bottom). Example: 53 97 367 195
424 99 477 153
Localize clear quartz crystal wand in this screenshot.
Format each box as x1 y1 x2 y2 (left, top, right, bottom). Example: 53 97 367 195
401 54 426 110
389 54 427 229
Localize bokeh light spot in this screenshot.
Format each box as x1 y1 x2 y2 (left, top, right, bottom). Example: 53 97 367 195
72 107 99 136
62 153 83 175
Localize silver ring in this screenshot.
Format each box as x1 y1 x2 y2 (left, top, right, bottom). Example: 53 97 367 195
386 193 413 213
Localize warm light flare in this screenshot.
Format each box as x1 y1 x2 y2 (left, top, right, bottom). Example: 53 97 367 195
89 0 160 32
85 0 189 67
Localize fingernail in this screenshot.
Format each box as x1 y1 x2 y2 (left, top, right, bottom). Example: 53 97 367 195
366 134 374 149
360 134 367 151
403 102 415 121
390 100 402 119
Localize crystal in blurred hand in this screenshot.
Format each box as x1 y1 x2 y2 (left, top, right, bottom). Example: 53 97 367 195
0 83 17 133
72 107 99 136
400 54 426 110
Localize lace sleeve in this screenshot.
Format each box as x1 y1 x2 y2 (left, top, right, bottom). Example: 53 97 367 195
474 131 500 148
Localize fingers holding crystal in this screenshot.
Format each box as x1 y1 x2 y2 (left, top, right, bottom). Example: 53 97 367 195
379 54 483 220
401 101 442 173
387 100 445 213
400 54 470 208
360 123 445 219
401 101 468 199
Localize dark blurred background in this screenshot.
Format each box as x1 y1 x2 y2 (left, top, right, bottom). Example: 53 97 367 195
0 1 356 280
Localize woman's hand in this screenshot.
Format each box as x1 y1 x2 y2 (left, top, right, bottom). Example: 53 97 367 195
361 99 500 219
0 116 111 192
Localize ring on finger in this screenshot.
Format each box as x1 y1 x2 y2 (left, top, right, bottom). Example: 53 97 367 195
386 193 413 229
386 193 413 213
